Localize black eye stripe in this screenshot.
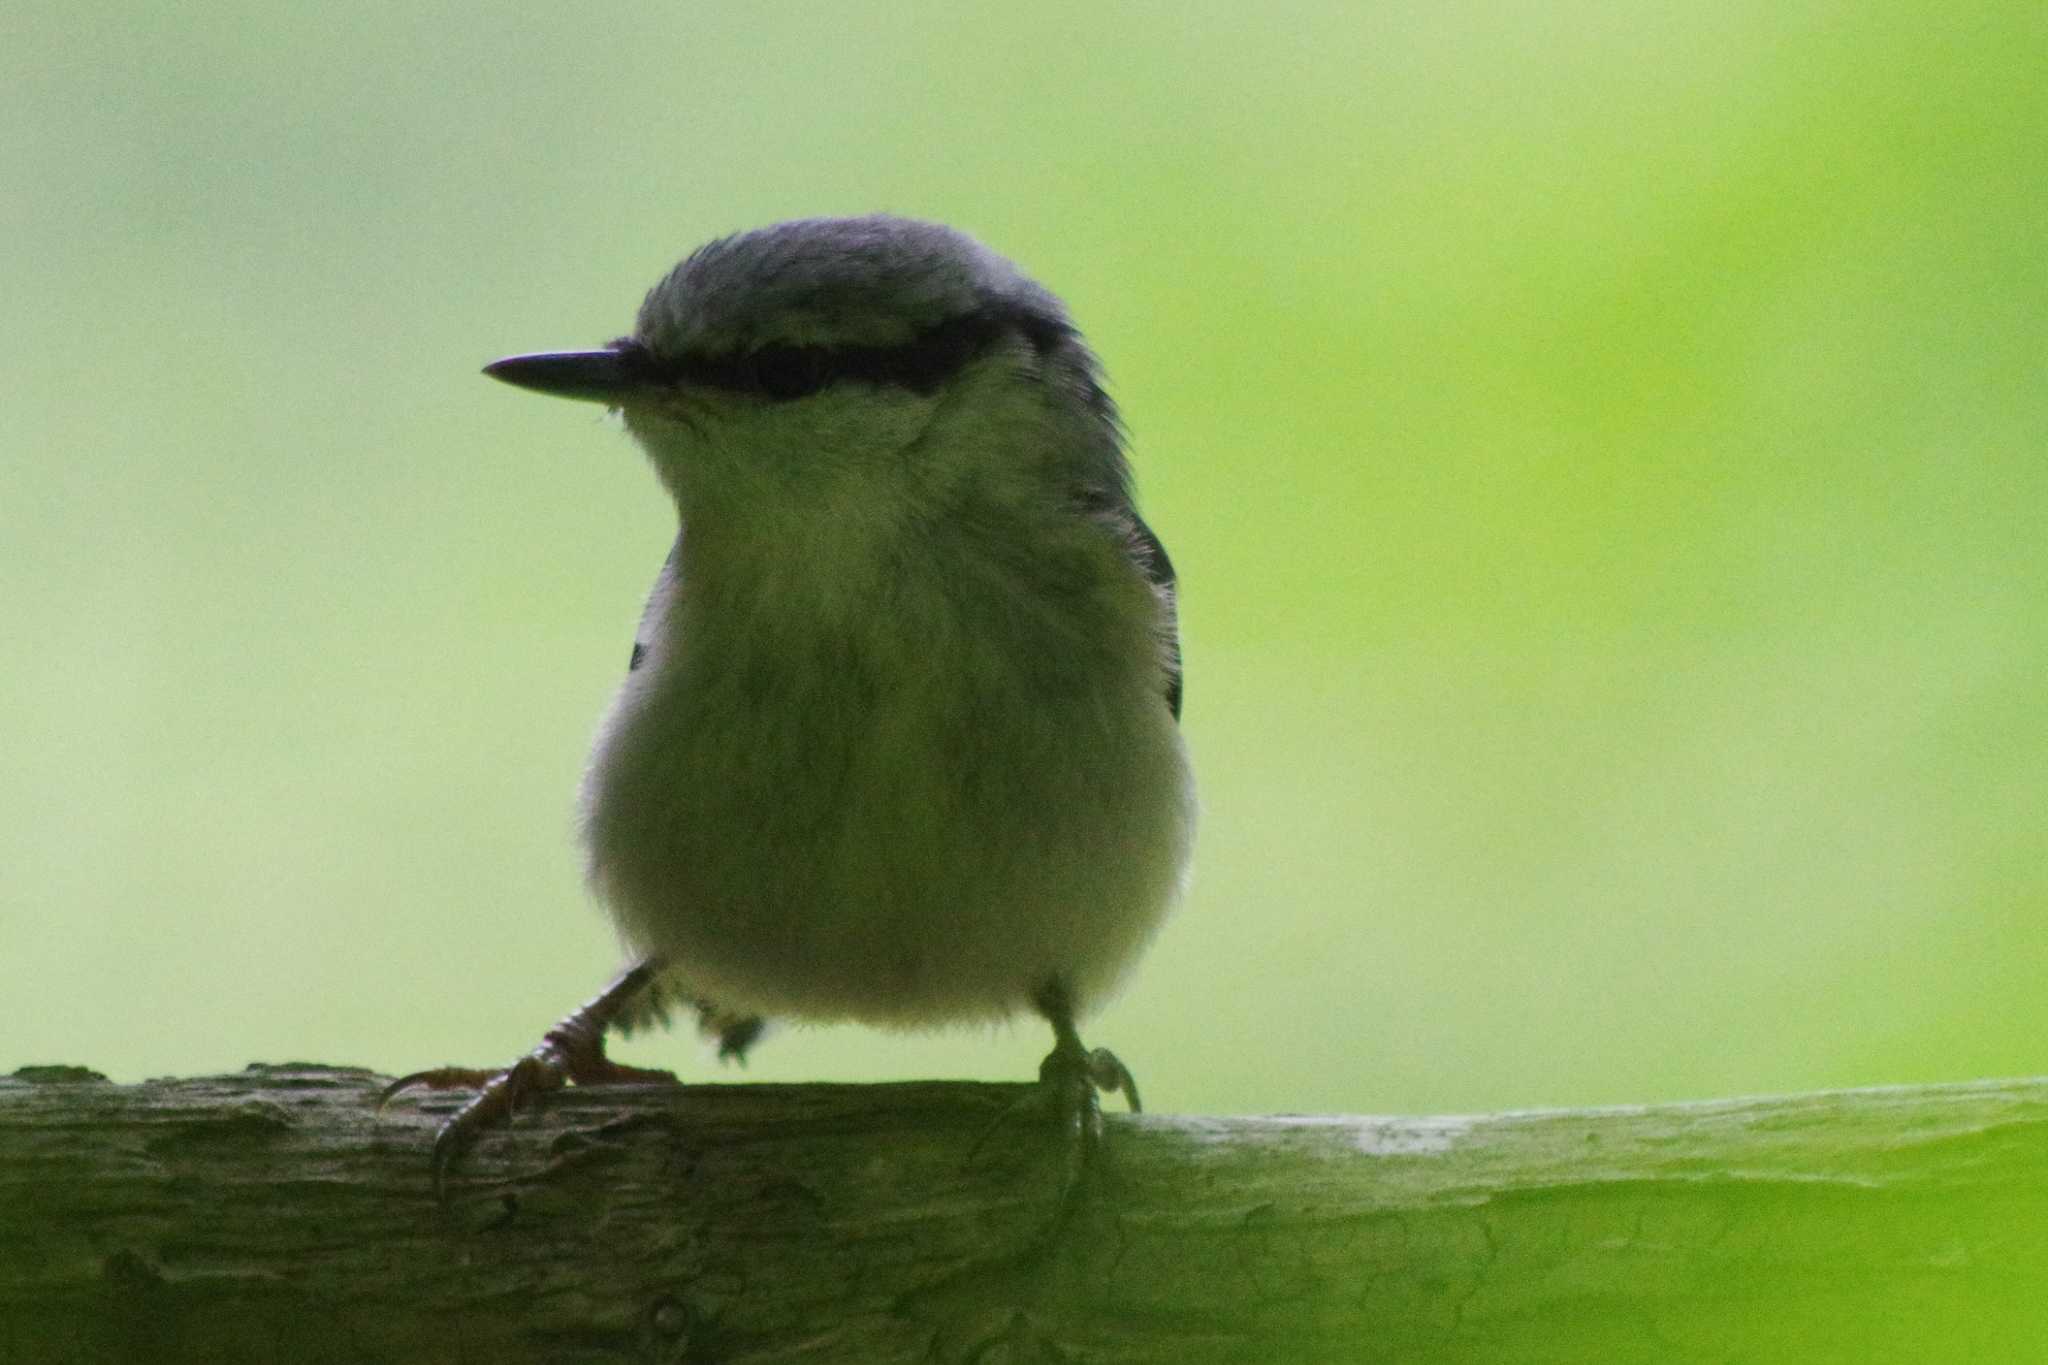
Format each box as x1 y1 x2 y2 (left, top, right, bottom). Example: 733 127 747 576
629 305 1070 402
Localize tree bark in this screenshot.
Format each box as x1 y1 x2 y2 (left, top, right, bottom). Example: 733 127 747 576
2 1063 2045 1363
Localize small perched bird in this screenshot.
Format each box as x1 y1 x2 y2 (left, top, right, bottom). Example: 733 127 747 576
388 216 1193 1185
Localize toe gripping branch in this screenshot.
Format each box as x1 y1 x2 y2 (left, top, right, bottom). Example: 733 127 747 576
1037 1002 1142 1153
978 978 1143 1240
1021 977 1141 1160
1035 976 1140 1098
379 959 676 1199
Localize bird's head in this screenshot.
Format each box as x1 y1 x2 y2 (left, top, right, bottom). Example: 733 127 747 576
486 216 1123 530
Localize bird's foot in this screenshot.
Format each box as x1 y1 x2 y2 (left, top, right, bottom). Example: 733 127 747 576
970 985 1142 1248
379 961 674 1199
1030 1030 1140 1220
1037 1031 1142 1153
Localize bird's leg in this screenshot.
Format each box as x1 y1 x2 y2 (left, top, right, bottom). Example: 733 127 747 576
1032 978 1142 1154
966 977 1141 1234
379 958 677 1198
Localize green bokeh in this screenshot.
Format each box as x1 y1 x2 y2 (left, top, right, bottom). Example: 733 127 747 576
3 1 2041 1125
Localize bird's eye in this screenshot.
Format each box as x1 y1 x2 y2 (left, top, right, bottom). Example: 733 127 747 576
747 346 832 400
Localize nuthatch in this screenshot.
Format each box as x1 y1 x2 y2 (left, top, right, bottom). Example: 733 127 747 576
388 216 1193 1187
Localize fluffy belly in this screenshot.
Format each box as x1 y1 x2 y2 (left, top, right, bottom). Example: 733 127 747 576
579 654 1193 1027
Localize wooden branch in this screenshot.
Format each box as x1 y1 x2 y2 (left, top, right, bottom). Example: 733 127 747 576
3 1065 2046 1362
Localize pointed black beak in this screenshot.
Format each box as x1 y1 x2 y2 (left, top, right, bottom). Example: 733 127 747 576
483 347 648 404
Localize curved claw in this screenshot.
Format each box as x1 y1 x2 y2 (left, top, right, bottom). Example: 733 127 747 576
429 1109 471 1203
1085 1047 1141 1114
426 1055 555 1201
377 1067 499 1112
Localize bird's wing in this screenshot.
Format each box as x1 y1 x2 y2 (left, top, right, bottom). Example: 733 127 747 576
1125 513 1183 721
614 534 771 1047
626 531 684 675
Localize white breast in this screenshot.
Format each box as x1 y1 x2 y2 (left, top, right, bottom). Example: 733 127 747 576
578 515 1193 1028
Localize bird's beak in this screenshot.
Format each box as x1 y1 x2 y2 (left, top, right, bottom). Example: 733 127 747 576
483 347 645 405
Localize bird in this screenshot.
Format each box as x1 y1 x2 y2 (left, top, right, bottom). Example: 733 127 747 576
385 215 1194 1191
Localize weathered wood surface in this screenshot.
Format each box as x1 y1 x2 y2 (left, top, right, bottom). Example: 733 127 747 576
2 1064 2046 1362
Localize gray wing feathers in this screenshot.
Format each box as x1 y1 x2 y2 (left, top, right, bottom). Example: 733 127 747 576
1125 514 1183 721
627 532 684 674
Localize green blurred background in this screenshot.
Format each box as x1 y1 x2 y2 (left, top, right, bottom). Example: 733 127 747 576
3 2 2041 1120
